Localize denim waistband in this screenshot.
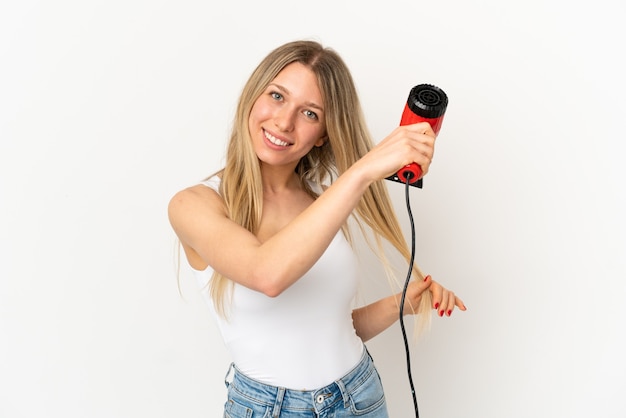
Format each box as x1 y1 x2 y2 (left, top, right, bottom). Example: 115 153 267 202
224 347 375 415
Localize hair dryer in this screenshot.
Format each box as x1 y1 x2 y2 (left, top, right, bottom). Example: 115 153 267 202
386 84 448 188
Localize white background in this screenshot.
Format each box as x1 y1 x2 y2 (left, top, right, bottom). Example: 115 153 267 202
1 1 625 417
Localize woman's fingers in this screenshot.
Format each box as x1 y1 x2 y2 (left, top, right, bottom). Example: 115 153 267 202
366 122 436 180
429 278 467 317
401 123 436 175
401 276 467 318
401 274 432 315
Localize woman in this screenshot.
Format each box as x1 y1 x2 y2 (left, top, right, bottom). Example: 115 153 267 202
168 40 466 417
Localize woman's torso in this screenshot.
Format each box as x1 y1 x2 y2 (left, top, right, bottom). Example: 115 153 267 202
191 176 364 390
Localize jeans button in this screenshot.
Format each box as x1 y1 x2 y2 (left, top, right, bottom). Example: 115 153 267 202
316 395 324 403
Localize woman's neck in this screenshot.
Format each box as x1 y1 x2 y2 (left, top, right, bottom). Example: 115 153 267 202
260 164 301 194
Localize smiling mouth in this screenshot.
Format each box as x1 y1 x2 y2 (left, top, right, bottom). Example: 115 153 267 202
264 130 291 147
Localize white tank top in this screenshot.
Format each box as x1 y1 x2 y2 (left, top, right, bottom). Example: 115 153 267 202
192 177 364 390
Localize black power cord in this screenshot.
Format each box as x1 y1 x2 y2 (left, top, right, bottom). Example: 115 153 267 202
398 174 420 418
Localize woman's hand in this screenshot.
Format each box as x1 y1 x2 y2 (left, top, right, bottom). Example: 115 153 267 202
353 275 466 342
402 275 467 317
354 121 437 184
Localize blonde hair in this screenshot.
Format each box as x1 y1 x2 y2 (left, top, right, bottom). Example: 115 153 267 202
210 40 431 332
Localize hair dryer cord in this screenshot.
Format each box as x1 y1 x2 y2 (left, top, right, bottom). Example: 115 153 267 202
399 174 420 418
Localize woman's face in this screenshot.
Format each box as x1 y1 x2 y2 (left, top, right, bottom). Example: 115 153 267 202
249 62 327 170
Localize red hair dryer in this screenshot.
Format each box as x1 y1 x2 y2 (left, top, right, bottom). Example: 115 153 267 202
386 83 448 188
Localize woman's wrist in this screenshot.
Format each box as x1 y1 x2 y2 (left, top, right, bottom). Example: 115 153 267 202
342 159 377 191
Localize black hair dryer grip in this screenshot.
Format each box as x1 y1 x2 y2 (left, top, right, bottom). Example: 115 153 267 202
386 84 448 188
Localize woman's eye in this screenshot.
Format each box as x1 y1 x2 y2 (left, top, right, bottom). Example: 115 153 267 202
304 110 318 120
270 92 283 100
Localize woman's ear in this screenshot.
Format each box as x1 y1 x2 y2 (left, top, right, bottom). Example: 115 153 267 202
314 135 328 147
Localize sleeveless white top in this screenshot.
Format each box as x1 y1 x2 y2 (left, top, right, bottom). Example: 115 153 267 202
192 177 364 390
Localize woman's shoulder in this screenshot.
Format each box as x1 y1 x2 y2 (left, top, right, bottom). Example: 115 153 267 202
169 175 223 215
178 174 221 198
198 174 221 192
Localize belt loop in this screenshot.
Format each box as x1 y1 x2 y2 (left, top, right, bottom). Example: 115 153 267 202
335 379 350 408
224 362 235 389
272 387 286 417
364 345 373 361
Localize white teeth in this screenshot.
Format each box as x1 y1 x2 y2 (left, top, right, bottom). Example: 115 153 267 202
264 131 289 147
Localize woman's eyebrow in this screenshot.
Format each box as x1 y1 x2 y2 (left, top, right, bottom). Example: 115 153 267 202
268 83 324 113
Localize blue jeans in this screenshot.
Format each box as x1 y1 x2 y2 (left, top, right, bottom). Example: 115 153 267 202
223 348 389 417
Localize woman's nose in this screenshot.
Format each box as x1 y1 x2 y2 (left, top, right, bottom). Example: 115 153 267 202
274 107 295 132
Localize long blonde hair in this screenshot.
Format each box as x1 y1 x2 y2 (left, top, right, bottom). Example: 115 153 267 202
211 40 431 331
